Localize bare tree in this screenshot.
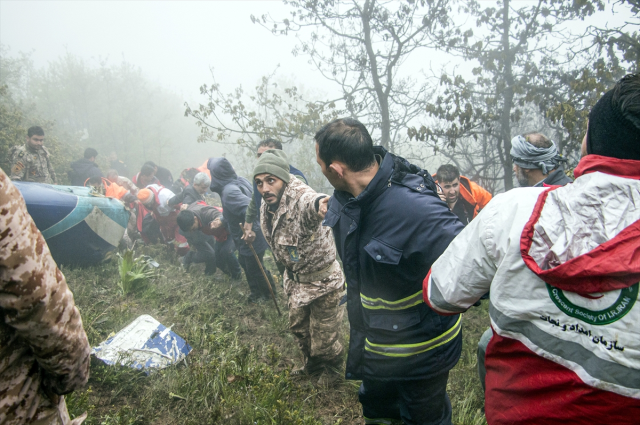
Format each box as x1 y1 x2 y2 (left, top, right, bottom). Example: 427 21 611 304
251 0 453 150
411 0 605 191
184 68 341 150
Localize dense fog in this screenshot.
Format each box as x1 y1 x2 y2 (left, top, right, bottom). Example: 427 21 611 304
1 0 637 193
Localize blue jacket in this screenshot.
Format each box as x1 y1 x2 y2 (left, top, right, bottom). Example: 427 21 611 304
207 157 269 256
324 147 464 381
252 164 307 213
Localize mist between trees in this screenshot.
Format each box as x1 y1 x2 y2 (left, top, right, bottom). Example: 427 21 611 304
2 0 639 194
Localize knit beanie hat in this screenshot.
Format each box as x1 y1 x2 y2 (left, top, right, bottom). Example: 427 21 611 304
253 149 291 183
587 79 640 160
137 188 153 204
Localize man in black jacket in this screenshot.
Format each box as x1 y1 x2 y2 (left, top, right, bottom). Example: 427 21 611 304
69 148 103 186
176 202 241 279
145 161 174 188
207 157 276 302
177 203 224 275
316 118 463 425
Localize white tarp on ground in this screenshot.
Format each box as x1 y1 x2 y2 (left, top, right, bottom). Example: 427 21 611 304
91 314 192 370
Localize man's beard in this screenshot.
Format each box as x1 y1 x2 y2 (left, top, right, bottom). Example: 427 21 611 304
515 168 530 187
263 192 281 209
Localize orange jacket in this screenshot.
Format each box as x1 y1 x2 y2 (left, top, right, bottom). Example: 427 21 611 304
105 181 129 200
85 177 129 200
433 174 492 219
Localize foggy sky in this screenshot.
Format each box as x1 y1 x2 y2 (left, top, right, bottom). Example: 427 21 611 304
0 1 329 101
2 1 629 107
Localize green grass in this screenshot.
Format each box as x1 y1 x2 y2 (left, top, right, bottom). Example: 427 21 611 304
63 245 488 424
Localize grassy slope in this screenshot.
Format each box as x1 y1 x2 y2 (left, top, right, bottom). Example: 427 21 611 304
63 246 489 425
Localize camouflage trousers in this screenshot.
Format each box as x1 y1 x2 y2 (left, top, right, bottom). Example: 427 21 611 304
289 289 344 374
1 391 86 425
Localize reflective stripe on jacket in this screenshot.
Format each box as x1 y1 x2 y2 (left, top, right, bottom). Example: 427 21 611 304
324 147 464 381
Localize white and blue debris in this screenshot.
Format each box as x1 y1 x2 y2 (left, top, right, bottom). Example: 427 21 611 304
92 314 192 370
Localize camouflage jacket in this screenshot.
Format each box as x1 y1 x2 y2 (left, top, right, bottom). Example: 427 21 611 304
0 169 90 424
260 175 343 308
9 143 57 184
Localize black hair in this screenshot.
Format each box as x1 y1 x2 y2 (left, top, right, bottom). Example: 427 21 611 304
257 138 283 151
182 168 200 184
177 210 197 232
144 161 157 168
587 73 640 160
523 132 553 149
84 147 98 159
87 176 103 185
612 73 640 130
27 126 44 138
436 164 460 183
140 164 156 177
314 118 376 172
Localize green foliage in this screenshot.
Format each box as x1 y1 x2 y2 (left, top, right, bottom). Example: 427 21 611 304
0 47 83 182
185 69 340 149
65 248 488 424
117 249 156 296
410 0 632 192
0 46 211 180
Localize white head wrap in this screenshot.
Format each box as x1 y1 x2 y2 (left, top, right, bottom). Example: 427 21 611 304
510 135 567 175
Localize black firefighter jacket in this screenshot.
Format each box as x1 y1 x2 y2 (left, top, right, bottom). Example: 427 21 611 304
324 147 464 381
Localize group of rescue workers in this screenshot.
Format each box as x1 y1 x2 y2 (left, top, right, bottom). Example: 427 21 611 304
2 73 639 425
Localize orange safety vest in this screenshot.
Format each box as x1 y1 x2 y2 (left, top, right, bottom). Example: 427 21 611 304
432 174 493 219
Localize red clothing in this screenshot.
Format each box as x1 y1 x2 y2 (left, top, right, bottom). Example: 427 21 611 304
427 155 640 424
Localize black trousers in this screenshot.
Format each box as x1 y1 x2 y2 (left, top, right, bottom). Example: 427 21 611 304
184 244 216 274
182 229 218 275
214 238 242 279
359 372 452 425
237 251 276 298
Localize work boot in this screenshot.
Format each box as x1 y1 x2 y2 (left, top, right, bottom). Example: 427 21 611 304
291 356 323 378
316 368 341 387
291 365 308 377
324 350 345 373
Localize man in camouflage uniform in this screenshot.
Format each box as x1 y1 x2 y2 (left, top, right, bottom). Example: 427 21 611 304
0 168 90 424
251 149 344 381
9 126 57 184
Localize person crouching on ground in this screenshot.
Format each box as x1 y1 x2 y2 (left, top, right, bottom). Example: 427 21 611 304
176 201 242 280
252 149 345 383
176 202 224 276
137 184 181 245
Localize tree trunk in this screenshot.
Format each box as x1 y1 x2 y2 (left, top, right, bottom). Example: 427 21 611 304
500 0 514 191
361 0 391 150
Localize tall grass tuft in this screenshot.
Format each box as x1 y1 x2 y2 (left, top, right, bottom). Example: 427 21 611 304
117 248 156 296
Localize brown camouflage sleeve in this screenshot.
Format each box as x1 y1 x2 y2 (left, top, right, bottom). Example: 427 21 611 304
299 190 327 230
0 169 90 395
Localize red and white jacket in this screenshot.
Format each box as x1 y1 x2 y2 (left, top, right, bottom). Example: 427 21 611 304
425 155 640 425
